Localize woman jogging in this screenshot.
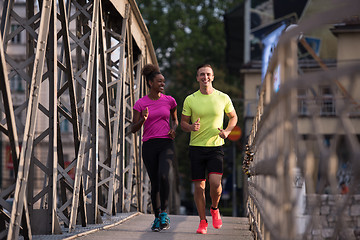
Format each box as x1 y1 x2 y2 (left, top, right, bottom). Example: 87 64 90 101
131 64 178 232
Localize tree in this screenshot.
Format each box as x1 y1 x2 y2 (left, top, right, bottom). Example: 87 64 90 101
137 0 242 79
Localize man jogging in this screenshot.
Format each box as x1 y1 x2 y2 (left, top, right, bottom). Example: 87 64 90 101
181 64 238 234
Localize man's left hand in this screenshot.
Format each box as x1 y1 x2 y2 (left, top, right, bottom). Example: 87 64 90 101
218 128 229 139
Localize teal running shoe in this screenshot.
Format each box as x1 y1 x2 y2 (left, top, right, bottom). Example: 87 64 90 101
151 217 160 232
159 212 170 230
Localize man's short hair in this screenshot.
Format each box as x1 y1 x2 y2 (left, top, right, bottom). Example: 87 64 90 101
196 63 212 71
196 64 213 75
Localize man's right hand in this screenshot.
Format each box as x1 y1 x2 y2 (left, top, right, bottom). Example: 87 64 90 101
192 118 200 131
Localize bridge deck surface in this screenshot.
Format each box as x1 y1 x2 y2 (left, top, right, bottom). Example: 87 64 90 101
72 213 253 240
32 212 253 240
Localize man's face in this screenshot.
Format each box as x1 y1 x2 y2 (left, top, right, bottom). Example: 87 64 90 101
196 66 214 87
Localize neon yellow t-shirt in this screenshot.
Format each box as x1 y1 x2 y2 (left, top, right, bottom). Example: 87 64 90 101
182 89 234 146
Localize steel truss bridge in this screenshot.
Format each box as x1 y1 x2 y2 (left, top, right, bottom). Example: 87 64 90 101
0 0 156 239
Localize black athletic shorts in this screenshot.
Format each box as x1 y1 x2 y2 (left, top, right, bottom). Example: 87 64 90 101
189 146 224 181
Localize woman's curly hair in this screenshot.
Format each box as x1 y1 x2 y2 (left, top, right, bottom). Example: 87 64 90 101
142 64 161 88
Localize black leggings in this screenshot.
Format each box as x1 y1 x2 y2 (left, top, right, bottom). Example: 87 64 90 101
142 138 174 218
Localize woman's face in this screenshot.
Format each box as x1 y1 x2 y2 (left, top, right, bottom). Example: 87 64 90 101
150 74 165 92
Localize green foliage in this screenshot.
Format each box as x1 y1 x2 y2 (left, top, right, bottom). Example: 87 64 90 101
137 0 242 79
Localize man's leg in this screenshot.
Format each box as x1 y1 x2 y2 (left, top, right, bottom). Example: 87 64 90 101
193 180 206 220
194 180 209 234
209 174 222 208
209 173 223 229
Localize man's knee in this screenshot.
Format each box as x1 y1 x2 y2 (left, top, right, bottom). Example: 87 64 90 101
194 181 206 192
209 174 222 187
210 183 222 192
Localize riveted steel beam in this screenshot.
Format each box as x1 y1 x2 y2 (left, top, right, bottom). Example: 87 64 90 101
0 0 155 238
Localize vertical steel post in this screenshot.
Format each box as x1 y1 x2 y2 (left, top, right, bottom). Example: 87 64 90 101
68 0 99 231
8 0 53 238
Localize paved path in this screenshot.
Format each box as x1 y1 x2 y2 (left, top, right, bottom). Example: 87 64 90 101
72 213 254 240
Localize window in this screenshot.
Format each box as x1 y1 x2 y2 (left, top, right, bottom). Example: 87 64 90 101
298 88 308 116
10 24 21 44
60 119 69 132
10 75 24 92
319 86 335 116
256 85 260 99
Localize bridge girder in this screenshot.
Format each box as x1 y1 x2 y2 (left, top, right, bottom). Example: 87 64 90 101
0 0 154 238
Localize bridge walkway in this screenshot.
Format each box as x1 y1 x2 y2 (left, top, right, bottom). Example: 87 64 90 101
41 213 254 240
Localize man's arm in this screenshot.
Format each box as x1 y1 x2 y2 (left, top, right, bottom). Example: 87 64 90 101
181 114 200 132
218 110 238 139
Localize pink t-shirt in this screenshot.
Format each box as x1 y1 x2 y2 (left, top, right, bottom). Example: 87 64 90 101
133 94 177 142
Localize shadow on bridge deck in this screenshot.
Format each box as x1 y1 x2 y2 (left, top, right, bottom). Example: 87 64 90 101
75 213 253 240
34 212 253 240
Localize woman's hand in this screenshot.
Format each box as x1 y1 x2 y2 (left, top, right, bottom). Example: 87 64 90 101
142 107 149 121
168 129 176 139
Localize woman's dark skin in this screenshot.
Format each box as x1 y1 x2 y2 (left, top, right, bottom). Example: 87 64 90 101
131 73 178 137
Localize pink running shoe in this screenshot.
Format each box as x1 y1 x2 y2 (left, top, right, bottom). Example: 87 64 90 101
196 219 208 234
210 208 223 229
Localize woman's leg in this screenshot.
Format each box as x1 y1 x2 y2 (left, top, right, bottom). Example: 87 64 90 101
158 140 174 212
142 140 161 217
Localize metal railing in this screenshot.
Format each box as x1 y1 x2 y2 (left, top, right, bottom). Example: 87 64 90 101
244 1 360 239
